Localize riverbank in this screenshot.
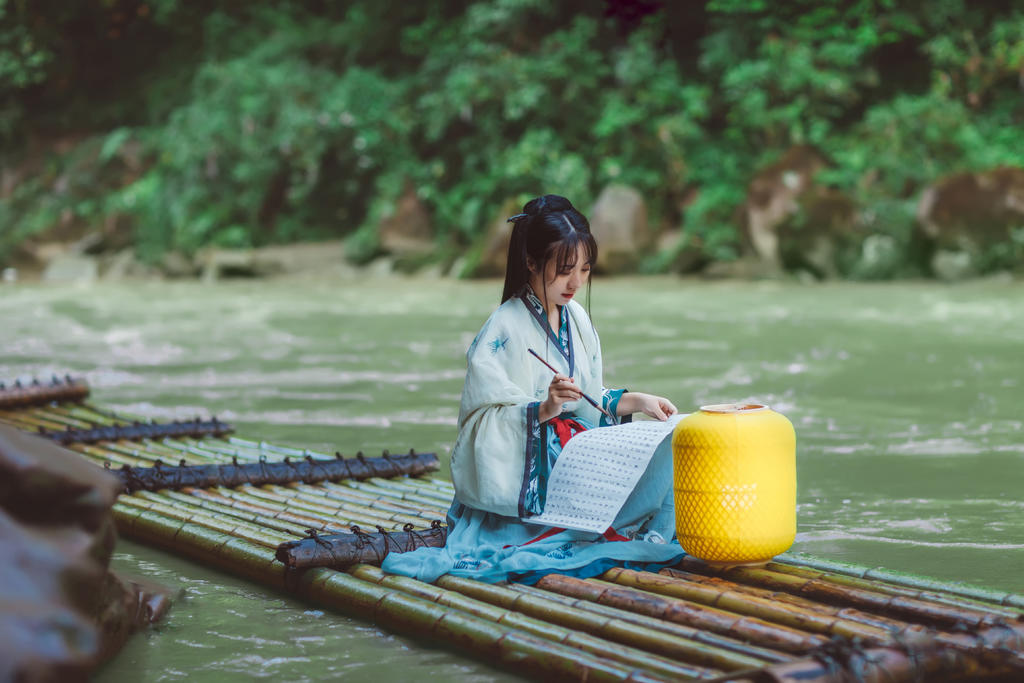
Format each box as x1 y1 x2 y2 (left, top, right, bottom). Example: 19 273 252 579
4 237 1023 287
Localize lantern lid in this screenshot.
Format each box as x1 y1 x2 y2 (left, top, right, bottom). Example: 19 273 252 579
699 403 769 414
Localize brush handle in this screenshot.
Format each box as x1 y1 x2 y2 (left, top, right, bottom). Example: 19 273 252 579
527 348 613 419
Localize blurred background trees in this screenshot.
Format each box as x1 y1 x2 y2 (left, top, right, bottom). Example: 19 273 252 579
2 0 1023 277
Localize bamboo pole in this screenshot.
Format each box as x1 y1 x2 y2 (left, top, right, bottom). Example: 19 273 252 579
601 568 893 644
115 495 291 547
281 476 427 507
201 484 411 531
634 568 1024 673
331 479 448 508
660 567 908 633
433 573 769 671
3 408 93 431
182 487 349 533
235 485 429 528
767 560 1024 619
364 475 456 503
296 570 675 683
113 503 676 682
670 557 1010 629
777 552 1024 610
742 645 970 683
535 574 828 653
272 483 442 521
0 411 73 433
511 584 792 664
144 489 314 537
353 565 717 680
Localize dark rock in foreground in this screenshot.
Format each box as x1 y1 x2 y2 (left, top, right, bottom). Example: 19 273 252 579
0 424 171 681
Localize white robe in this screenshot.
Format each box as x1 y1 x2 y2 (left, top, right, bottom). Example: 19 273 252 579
450 296 608 517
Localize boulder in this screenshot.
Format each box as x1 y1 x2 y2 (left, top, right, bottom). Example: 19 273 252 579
199 241 350 281
589 185 649 273
251 241 348 276
742 146 829 270
460 198 520 278
198 248 259 282
378 183 434 256
916 167 1024 277
42 254 99 284
100 248 143 281
702 256 779 280
776 187 859 279
0 423 171 680
159 250 199 279
649 229 707 274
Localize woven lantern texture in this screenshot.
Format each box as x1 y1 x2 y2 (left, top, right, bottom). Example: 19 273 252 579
672 404 796 564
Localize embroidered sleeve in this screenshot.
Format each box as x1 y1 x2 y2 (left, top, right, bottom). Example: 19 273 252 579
518 401 547 517
600 388 627 427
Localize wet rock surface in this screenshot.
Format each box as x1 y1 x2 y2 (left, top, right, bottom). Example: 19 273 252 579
916 166 1024 279
589 184 649 273
0 423 171 682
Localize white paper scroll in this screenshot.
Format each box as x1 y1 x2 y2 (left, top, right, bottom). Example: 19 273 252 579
530 413 685 533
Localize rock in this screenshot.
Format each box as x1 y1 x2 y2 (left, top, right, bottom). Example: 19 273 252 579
654 229 707 274
378 183 434 256
365 256 395 278
42 254 99 283
418 261 446 279
776 187 859 279
29 241 71 264
100 249 140 281
199 241 349 281
198 248 257 282
916 167 1024 275
931 249 976 281
589 185 649 273
251 241 347 277
701 256 780 280
0 423 171 680
742 146 829 270
461 198 520 278
848 233 903 280
159 251 199 279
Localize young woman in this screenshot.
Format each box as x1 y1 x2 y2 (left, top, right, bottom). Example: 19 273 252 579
382 194 683 583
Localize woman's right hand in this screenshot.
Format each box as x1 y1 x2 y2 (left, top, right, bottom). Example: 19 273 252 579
539 373 582 422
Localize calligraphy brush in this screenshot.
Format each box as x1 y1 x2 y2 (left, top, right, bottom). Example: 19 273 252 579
527 348 614 419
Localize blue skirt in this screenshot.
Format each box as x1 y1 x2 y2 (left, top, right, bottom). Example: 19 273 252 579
381 428 684 584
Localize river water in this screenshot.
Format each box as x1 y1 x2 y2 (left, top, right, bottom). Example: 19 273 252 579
2 275 1022 681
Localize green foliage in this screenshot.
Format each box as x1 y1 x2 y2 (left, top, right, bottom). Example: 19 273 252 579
3 1 1024 277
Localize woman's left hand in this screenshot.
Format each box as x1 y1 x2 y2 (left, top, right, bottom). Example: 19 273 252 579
623 393 677 421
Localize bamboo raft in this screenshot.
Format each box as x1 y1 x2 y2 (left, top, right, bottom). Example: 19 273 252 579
2 378 1023 682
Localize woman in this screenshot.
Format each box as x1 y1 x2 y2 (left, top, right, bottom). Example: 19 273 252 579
382 194 683 583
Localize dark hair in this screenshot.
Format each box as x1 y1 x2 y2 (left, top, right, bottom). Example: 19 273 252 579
500 194 598 305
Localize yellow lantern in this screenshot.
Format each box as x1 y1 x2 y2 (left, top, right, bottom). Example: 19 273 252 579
672 403 796 565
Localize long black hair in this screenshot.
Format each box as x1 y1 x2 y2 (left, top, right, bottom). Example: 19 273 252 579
500 194 598 306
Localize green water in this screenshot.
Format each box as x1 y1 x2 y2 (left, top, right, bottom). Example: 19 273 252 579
2 276 1023 681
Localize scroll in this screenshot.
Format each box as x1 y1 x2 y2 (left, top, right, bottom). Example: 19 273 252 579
531 414 685 533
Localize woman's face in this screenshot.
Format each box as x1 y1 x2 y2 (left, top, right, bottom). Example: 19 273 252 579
528 242 591 312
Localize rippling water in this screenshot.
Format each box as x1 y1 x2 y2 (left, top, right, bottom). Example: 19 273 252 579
2 275 1022 681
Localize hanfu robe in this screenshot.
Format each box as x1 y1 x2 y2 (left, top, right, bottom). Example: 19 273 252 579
381 288 683 584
